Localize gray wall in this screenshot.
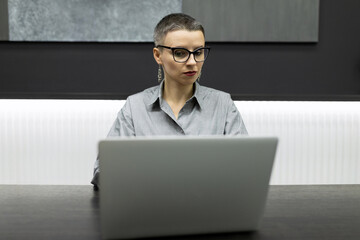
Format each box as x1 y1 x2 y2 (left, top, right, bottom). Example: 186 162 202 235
8 0 181 41
7 0 318 42
183 0 319 42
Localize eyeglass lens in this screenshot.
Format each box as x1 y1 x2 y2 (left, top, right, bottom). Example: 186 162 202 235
173 48 209 62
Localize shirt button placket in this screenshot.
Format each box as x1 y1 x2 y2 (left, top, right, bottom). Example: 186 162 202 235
179 128 185 135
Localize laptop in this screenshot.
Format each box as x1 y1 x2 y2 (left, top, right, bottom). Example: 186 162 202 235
99 136 278 239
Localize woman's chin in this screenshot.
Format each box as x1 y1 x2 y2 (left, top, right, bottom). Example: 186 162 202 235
181 75 199 84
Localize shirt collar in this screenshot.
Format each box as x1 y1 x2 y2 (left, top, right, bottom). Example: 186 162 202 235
147 80 164 106
146 80 204 109
191 81 205 109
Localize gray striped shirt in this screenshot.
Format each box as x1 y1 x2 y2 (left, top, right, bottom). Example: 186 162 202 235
92 81 247 186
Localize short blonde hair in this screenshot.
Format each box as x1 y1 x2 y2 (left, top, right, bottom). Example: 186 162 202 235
153 13 205 46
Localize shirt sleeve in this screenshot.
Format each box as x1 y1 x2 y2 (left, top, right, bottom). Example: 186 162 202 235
107 100 136 137
224 96 248 135
91 99 135 187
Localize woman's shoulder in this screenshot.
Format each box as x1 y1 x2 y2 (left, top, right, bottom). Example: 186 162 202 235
126 85 160 104
197 84 231 100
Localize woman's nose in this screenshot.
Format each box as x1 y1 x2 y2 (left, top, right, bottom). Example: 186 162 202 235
186 53 197 65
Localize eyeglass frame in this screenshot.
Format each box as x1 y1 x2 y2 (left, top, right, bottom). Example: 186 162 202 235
156 45 211 63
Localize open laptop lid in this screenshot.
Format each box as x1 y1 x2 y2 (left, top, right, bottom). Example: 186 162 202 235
99 136 278 239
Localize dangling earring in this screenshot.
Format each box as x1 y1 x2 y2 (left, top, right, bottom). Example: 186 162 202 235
158 65 163 83
197 71 201 82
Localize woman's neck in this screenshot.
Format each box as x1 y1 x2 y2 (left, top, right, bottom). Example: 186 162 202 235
162 79 195 119
162 80 194 105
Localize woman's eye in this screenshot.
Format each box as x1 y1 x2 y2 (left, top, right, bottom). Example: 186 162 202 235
174 50 187 57
195 50 204 56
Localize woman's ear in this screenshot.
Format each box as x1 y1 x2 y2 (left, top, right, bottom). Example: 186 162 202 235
153 47 162 65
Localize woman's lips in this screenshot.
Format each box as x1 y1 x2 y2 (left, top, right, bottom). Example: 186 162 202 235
184 71 197 76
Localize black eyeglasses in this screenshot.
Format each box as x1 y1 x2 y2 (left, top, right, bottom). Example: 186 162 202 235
156 45 211 63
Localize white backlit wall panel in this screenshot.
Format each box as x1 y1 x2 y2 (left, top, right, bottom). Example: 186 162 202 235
1 100 359 185
235 101 360 185
0 100 125 185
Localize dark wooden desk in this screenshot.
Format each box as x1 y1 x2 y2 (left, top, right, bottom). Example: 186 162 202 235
1 185 360 240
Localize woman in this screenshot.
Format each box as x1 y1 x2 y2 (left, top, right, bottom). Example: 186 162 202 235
92 13 247 187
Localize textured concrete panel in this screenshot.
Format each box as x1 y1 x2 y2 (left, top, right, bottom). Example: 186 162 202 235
183 0 319 42
8 0 181 42
0 0 9 40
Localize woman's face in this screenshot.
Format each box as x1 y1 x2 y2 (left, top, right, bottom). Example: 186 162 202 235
154 30 205 87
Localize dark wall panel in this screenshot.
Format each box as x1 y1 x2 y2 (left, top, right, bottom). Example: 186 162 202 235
0 0 8 40
0 43 158 98
0 0 360 100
